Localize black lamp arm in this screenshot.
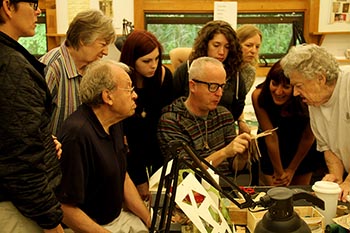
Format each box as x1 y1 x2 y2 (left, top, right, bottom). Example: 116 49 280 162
178 142 257 209
292 189 325 210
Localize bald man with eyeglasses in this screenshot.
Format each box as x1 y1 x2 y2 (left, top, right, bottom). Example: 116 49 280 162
158 57 251 184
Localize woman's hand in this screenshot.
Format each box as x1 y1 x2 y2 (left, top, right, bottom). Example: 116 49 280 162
52 135 62 159
272 171 290 186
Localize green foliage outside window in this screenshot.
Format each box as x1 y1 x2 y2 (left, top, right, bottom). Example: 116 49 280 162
146 13 303 65
148 24 201 53
18 18 47 57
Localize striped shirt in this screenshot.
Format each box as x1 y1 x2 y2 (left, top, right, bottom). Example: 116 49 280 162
157 97 237 177
40 42 82 135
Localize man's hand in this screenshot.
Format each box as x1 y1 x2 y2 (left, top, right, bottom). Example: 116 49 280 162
136 182 151 202
238 120 251 135
322 173 340 183
225 133 251 157
339 180 350 202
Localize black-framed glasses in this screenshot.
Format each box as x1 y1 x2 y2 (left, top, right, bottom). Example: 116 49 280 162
192 79 225 93
13 1 39 10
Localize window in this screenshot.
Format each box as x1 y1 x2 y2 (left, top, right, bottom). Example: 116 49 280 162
146 12 304 65
18 13 47 58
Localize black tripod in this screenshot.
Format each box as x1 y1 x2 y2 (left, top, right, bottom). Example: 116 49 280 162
150 141 258 232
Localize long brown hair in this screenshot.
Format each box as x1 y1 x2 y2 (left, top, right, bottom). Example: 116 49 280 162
189 20 243 77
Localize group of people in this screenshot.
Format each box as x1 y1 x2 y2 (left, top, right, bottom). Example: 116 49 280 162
1 3 349 233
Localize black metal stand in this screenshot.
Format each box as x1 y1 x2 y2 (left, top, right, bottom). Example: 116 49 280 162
150 141 258 232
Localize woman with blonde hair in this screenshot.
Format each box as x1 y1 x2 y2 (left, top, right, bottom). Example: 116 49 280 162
237 24 262 93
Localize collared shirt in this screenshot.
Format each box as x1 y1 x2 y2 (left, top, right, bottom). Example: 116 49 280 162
309 68 350 173
56 104 127 225
40 42 82 135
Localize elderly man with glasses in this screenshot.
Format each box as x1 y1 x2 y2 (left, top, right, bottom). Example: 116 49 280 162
158 57 251 184
56 60 151 233
0 0 65 232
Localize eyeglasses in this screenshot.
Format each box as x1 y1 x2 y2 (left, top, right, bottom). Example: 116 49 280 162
13 1 39 10
118 86 135 95
192 79 225 93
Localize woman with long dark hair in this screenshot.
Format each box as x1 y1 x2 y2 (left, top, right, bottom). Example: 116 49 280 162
173 20 250 134
120 30 173 200
252 60 324 186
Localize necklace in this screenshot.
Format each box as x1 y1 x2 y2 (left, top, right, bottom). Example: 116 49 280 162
193 116 210 150
141 108 147 118
184 100 210 150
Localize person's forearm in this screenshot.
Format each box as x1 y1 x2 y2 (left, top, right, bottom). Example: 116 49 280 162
61 204 109 233
288 128 315 172
265 136 284 176
324 150 344 182
124 173 151 228
204 149 228 168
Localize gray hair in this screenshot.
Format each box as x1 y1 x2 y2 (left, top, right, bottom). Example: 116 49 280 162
65 9 116 50
281 44 340 84
80 60 130 107
188 57 224 80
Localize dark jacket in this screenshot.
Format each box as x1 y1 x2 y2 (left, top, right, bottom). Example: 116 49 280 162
0 31 63 229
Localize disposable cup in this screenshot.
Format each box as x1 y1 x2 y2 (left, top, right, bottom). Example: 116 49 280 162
312 181 341 225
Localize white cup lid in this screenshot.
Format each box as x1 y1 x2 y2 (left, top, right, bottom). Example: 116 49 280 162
312 181 341 194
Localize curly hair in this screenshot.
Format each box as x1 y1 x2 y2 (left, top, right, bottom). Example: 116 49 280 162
281 43 340 84
189 20 243 77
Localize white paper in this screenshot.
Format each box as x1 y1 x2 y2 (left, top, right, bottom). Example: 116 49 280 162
214 1 238 30
149 159 173 191
175 173 234 233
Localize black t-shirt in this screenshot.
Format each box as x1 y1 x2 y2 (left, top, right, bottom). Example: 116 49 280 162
56 104 127 225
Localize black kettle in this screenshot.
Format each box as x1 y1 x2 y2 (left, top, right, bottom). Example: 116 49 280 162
254 187 325 233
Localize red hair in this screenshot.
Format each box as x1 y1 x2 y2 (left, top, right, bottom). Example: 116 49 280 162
119 30 163 85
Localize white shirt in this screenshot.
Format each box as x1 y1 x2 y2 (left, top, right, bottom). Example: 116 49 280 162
309 67 350 173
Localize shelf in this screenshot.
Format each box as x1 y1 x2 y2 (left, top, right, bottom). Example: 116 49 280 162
310 31 350 45
338 59 350 63
312 31 350 35
46 33 66 37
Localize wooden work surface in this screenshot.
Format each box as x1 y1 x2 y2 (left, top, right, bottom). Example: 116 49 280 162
228 185 350 233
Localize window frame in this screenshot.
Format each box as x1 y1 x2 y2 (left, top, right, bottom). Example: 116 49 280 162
18 12 47 58
145 12 305 66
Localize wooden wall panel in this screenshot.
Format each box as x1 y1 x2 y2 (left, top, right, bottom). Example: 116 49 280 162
134 0 319 44
43 0 321 51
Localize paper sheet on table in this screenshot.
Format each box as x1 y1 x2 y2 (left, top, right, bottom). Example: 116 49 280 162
149 159 173 191
175 173 235 233
333 214 350 229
